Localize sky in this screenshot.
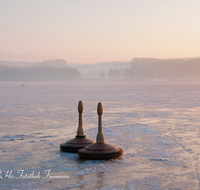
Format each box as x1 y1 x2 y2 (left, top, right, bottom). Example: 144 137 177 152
0 0 200 64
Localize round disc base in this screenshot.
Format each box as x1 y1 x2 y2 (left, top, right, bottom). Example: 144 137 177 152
60 137 94 153
78 143 123 159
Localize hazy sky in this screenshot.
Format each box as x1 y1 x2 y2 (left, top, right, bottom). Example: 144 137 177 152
1 0 200 63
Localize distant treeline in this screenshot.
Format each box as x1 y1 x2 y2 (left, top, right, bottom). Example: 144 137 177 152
1 57 200 80
0 64 81 81
34 59 68 68
105 58 200 80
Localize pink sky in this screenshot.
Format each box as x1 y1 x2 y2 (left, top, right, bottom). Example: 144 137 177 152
1 0 200 63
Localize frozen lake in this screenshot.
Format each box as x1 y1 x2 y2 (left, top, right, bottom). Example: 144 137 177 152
1 80 200 189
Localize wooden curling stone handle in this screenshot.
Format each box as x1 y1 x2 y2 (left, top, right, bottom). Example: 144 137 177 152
77 101 85 137
97 102 103 115
78 100 83 113
96 102 105 144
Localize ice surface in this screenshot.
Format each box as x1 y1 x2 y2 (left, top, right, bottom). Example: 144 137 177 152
1 81 200 189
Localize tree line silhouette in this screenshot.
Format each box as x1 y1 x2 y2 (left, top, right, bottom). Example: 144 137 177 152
1 57 200 80
106 58 200 80
0 64 81 81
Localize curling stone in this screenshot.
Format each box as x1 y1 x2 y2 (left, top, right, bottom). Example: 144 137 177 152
60 101 94 153
78 102 123 159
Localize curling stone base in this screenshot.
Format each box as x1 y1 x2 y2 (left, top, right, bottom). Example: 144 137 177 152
60 137 94 153
78 143 123 159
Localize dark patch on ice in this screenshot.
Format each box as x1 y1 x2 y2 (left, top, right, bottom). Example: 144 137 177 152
39 135 57 138
136 123 149 126
33 132 43 135
196 173 200 180
150 158 168 162
48 142 59 148
2 134 27 138
0 134 32 141
21 151 33 157
157 139 174 146
185 148 192 152
100 186 123 190
120 124 130 128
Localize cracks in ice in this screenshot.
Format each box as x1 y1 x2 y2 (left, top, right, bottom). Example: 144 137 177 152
165 135 198 190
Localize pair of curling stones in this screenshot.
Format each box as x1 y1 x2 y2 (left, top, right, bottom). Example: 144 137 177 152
60 101 123 159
